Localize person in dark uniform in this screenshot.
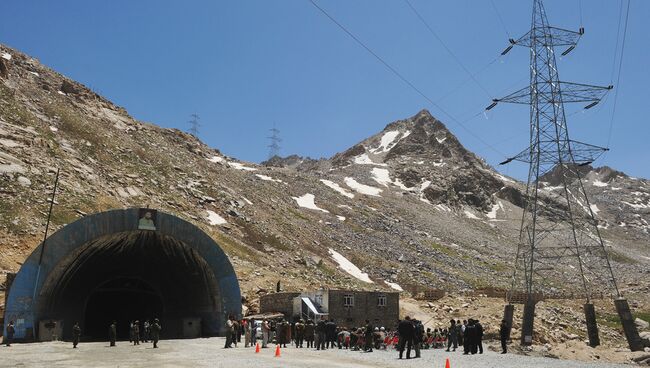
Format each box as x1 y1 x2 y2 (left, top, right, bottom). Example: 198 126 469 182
109 321 117 347
304 320 315 348
446 319 458 351
397 317 414 359
465 319 477 354
5 321 15 347
294 319 305 348
325 319 337 349
316 318 327 350
499 319 508 354
150 318 162 348
364 320 374 352
133 320 140 345
72 322 81 348
475 319 484 354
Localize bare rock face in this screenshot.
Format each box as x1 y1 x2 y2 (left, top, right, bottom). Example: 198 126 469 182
60 80 79 94
0 42 648 308
0 58 8 79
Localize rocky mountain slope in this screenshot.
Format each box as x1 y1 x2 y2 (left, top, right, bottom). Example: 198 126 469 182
1 44 649 318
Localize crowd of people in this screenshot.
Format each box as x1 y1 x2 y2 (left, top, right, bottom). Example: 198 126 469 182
223 314 508 358
5 315 509 356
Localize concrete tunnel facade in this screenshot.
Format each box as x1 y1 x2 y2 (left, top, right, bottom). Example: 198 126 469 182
3 208 241 341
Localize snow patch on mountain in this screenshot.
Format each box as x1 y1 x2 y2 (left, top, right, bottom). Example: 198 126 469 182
206 210 228 225
464 209 480 220
229 162 257 171
353 153 387 166
256 174 283 183
344 177 382 197
384 280 404 291
593 180 608 187
1 52 11 60
328 248 373 283
320 179 355 199
486 201 504 220
293 193 329 213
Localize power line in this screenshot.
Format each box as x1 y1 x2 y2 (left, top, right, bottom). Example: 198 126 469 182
490 0 512 38
308 0 506 158
404 0 493 100
606 0 631 149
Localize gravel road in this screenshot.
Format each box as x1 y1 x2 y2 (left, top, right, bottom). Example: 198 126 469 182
0 338 631 368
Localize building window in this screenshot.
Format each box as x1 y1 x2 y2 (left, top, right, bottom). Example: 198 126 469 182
377 294 386 307
343 294 354 307
315 294 323 306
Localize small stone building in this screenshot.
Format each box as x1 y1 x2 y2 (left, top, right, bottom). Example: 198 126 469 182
259 289 399 329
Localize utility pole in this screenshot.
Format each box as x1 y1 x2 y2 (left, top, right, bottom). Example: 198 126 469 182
267 123 281 159
188 113 201 137
487 0 643 351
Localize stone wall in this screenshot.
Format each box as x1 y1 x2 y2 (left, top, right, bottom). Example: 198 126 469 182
259 292 301 317
327 290 399 330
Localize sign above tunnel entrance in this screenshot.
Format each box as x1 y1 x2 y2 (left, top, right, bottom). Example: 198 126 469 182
137 209 157 231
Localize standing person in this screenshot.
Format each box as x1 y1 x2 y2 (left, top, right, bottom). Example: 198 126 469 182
397 317 414 359
304 320 315 348
326 319 337 349
224 316 234 348
261 319 270 348
465 319 477 354
364 320 374 352
462 319 472 355
499 319 508 354
276 319 285 347
133 321 140 346
475 319 484 354
150 318 161 349
316 317 327 350
108 321 117 347
143 320 150 343
456 319 467 349
250 319 257 347
446 319 457 351
243 319 251 348
5 320 15 347
232 318 240 348
413 319 423 358
129 320 134 343
294 319 305 348
72 322 81 348
282 320 292 348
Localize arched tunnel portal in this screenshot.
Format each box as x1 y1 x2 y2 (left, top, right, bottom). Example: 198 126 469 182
3 208 241 341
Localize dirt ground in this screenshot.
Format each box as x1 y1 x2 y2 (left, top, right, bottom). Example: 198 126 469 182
0 338 632 368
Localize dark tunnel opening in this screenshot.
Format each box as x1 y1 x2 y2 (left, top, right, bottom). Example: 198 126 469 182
38 231 222 340
84 277 163 339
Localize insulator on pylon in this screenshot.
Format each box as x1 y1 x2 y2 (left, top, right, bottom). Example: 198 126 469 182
561 45 576 56
584 101 599 109
499 157 514 165
501 45 514 55
579 27 585 35
578 161 593 167
486 101 498 110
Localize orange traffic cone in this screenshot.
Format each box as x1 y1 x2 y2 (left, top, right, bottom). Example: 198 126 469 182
275 345 281 357
255 343 260 353
445 357 451 368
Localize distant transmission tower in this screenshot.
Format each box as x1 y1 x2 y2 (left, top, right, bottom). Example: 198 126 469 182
487 0 643 351
188 113 201 137
267 124 282 159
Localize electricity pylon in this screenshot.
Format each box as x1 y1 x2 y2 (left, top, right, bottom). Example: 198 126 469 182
487 0 644 351
268 124 282 159
188 113 201 137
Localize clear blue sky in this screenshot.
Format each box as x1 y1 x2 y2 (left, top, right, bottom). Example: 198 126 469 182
1 1 647 180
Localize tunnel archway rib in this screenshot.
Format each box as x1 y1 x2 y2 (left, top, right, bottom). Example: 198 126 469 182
3 208 241 341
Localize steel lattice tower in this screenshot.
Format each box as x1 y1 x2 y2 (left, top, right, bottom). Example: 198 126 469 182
487 0 644 350
267 124 282 159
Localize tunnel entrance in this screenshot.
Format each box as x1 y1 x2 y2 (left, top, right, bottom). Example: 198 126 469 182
84 277 164 340
38 231 221 340
4 208 242 342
